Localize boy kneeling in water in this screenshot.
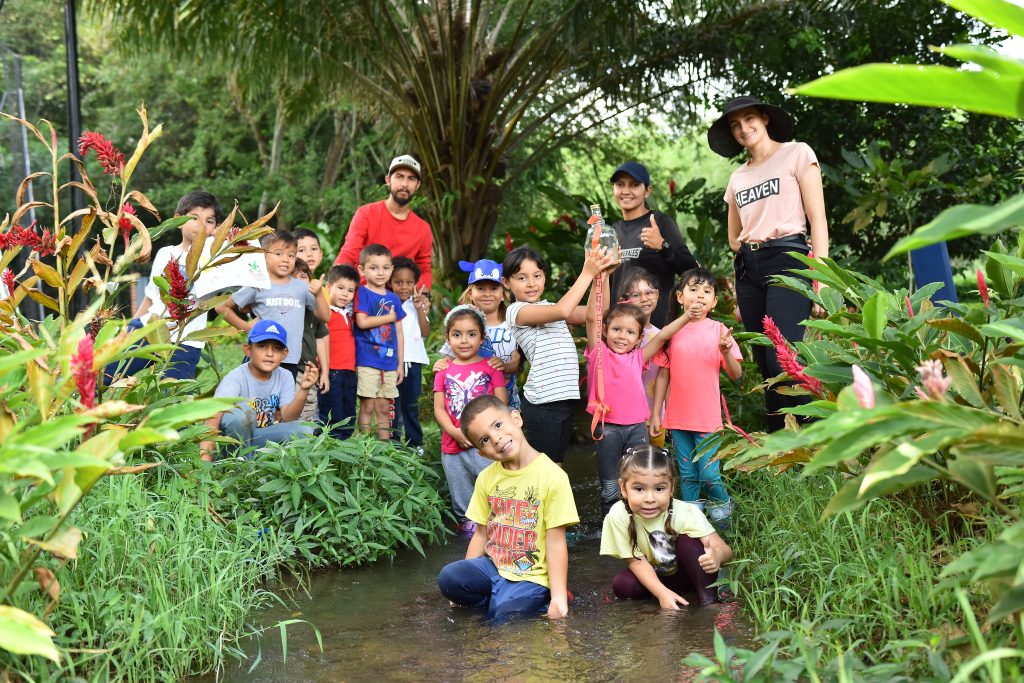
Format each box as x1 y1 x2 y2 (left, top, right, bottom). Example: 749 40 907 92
437 395 578 620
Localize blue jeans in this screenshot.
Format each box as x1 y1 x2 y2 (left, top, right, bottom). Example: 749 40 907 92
220 405 314 453
392 363 423 446
438 556 550 621
671 430 730 504
319 369 357 439
102 319 201 382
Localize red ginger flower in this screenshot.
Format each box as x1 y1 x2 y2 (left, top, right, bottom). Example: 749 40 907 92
78 131 125 176
505 232 513 252
977 268 990 306
0 222 55 257
1 269 15 297
71 334 96 410
762 315 824 398
162 259 192 323
119 203 137 248
669 178 677 195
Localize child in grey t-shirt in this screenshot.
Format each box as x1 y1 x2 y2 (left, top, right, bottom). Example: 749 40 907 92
217 230 331 374
230 278 317 368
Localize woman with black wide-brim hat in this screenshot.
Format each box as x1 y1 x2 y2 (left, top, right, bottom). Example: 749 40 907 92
709 96 829 432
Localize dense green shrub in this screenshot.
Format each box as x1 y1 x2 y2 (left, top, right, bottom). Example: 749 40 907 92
216 432 451 567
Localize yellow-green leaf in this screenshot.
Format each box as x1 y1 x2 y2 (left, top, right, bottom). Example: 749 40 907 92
0 605 59 662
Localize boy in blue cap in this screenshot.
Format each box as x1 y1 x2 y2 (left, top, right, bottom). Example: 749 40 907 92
200 320 318 460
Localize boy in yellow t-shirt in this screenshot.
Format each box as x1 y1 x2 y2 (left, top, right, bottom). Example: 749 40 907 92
437 395 578 621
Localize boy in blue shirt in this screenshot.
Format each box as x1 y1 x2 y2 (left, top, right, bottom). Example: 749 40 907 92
200 320 318 460
217 229 330 377
354 244 406 439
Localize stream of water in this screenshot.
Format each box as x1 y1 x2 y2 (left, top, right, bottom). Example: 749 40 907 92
204 440 753 681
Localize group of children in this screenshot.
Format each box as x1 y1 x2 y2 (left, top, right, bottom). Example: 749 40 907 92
126 188 741 621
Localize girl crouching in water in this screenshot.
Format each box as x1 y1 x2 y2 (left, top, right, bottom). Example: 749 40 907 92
600 445 732 607
433 305 508 535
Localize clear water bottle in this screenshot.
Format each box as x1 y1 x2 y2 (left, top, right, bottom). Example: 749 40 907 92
584 204 620 257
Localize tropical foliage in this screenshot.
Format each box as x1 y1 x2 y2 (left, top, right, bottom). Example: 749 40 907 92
694 0 1024 678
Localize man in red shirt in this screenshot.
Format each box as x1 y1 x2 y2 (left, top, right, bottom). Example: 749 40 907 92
334 155 433 289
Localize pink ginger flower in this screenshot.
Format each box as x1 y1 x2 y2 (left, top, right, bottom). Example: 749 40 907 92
1 269 15 298
977 268 990 306
914 359 952 401
762 315 825 398
71 334 96 410
78 131 125 176
119 203 137 248
905 296 914 318
850 365 875 409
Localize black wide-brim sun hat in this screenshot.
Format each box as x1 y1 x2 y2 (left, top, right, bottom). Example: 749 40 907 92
707 96 796 158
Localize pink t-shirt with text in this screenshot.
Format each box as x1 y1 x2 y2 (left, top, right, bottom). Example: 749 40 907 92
433 359 506 454
653 317 742 433
724 141 819 244
585 341 650 426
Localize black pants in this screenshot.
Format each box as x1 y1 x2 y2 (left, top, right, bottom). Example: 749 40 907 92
519 396 577 463
734 246 812 432
392 363 423 447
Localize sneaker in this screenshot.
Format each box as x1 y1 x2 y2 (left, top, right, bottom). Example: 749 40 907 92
457 521 477 537
706 500 734 530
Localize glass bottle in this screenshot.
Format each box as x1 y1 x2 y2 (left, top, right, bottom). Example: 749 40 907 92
584 204 620 257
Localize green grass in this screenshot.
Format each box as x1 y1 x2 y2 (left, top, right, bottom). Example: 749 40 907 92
0 470 295 682
720 471 1010 679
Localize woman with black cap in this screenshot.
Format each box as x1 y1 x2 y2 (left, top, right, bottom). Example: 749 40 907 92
607 161 698 328
708 96 829 432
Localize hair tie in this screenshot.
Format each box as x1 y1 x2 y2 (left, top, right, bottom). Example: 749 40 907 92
444 304 486 327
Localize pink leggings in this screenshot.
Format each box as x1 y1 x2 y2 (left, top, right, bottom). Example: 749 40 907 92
612 535 720 607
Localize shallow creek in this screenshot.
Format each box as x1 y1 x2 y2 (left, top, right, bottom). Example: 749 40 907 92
204 440 753 681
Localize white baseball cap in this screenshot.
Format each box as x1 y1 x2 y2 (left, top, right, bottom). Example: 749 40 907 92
388 155 422 176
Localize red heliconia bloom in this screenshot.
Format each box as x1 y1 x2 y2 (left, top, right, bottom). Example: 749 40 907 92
119 203 137 248
762 315 825 398
78 131 125 176
669 178 677 195
71 334 96 410
977 268 990 306
905 296 914 318
162 259 192 323
505 232 513 252
1 268 15 297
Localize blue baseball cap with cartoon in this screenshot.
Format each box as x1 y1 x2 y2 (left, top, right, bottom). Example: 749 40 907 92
459 259 502 285
248 320 288 347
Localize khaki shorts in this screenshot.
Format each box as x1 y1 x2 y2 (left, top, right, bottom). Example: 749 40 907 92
357 366 399 399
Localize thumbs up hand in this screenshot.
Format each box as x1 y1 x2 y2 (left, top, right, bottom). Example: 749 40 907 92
696 536 720 573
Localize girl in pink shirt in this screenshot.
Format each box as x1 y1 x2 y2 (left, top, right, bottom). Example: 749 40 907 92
650 268 743 528
585 282 691 518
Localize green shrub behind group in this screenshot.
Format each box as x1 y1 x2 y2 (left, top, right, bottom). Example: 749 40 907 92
216 432 452 568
